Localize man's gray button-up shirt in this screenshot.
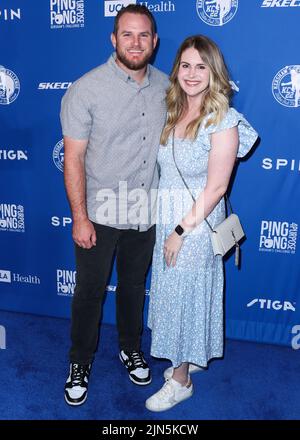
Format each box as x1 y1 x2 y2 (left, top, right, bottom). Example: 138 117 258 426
60 53 169 231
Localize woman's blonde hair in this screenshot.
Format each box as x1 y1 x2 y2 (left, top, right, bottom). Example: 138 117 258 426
160 35 232 145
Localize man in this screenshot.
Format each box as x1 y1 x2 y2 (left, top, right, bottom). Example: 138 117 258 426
60 4 169 406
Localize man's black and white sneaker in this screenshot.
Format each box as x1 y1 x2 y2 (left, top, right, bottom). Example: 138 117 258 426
64 363 91 406
119 350 151 385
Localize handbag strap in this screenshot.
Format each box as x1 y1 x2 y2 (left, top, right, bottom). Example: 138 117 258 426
171 129 233 232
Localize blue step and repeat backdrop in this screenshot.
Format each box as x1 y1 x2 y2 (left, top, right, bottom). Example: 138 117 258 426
0 1 299 347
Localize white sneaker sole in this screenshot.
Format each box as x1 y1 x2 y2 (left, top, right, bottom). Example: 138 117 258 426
145 389 193 412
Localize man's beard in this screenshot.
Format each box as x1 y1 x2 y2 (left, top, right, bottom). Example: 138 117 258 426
116 46 153 71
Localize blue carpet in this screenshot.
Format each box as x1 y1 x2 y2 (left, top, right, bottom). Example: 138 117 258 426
0 309 299 420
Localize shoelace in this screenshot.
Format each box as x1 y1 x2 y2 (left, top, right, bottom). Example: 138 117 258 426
156 380 174 399
71 364 88 386
129 351 145 368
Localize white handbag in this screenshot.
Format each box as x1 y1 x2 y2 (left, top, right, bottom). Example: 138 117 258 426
210 213 245 264
172 130 245 266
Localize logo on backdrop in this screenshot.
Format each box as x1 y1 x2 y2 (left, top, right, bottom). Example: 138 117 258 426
261 0 300 7
0 149 28 160
196 0 238 26
291 325 300 350
0 269 40 285
57 269 76 296
138 1 175 12
104 0 136 17
262 158 300 172
0 204 25 233
247 298 296 312
0 270 11 283
56 275 151 297
38 82 72 90
51 216 72 227
0 66 20 105
259 220 297 254
0 8 21 21
53 139 64 172
272 65 300 108
104 0 175 17
50 0 85 29
106 284 150 295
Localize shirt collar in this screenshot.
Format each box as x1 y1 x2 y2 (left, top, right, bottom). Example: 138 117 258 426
108 52 151 88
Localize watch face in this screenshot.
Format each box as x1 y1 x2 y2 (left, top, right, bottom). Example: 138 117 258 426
175 225 184 236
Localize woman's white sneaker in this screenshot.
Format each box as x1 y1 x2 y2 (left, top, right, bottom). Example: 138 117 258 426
145 378 193 412
164 364 204 380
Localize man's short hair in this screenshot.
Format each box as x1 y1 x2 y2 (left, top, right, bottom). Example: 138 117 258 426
113 4 157 35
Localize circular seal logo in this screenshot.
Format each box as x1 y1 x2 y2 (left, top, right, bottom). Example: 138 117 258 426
272 65 300 108
0 66 20 105
53 139 64 172
196 0 238 27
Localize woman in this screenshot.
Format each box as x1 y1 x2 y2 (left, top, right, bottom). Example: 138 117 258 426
146 35 258 412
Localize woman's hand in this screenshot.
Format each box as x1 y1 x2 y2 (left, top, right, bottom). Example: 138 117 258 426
164 231 184 267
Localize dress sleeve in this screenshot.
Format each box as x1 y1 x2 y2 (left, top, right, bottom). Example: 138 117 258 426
199 107 258 158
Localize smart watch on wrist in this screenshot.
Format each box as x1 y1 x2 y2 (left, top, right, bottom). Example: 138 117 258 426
175 224 188 238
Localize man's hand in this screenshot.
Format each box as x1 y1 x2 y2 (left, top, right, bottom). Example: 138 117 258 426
72 218 97 249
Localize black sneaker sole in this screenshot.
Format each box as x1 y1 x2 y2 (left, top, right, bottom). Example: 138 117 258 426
129 374 152 386
119 353 152 386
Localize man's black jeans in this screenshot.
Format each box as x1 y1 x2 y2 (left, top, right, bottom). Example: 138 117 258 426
69 223 156 365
